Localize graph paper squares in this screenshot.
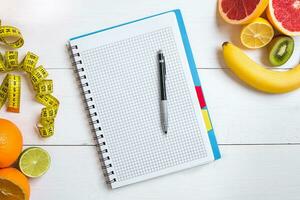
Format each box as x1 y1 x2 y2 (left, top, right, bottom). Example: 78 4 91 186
81 27 208 182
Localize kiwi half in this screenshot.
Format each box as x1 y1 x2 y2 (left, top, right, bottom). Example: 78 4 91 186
269 36 294 66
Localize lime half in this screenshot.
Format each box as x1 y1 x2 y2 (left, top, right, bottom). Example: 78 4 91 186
19 147 51 178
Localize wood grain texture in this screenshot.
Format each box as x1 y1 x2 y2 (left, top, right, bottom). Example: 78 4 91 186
0 0 300 199
28 145 300 200
0 0 299 70
200 69 300 144
1 69 300 145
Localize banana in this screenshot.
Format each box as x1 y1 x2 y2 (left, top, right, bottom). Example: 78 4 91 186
222 42 300 93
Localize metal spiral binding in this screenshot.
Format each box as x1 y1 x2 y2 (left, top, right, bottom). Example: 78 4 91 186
106 178 117 184
82 90 91 95
104 171 114 177
68 43 116 186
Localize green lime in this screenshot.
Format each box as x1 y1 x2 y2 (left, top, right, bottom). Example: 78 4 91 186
19 147 51 178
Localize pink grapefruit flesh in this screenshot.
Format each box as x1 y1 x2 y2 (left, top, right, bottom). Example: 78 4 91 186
267 0 300 35
219 0 269 24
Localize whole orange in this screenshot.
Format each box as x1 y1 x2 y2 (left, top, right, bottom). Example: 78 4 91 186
0 167 30 200
0 118 23 168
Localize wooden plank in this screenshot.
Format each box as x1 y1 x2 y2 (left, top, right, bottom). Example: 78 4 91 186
0 1 299 200
0 70 93 145
1 0 298 70
28 145 300 200
187 13 300 70
199 69 300 144
1 68 300 145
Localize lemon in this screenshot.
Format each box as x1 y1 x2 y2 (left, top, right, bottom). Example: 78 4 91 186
240 17 274 49
19 147 51 178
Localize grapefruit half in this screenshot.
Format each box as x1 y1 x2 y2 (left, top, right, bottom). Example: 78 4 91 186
219 0 269 24
267 0 300 36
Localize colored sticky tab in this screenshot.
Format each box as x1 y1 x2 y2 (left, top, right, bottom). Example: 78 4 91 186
195 86 206 108
201 109 212 131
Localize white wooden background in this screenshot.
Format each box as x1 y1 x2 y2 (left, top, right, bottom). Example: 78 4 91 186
1 0 300 199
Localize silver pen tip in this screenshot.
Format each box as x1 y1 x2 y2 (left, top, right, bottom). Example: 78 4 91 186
158 50 163 54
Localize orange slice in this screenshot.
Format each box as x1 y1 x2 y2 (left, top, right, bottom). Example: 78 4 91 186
0 168 30 200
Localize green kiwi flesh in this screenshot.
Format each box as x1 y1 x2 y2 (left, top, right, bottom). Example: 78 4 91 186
269 36 294 66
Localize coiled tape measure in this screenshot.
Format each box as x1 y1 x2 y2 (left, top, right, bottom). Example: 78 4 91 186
0 20 24 49
0 20 59 138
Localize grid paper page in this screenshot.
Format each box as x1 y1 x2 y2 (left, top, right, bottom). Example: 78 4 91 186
80 26 211 185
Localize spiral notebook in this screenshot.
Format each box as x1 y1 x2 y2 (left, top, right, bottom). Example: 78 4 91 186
68 9 220 189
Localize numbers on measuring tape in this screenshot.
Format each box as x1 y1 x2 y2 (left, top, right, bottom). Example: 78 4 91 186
0 53 5 72
21 52 39 73
7 74 21 113
5 51 19 71
31 65 48 86
0 21 24 49
36 80 53 94
41 107 58 119
37 124 55 138
0 74 9 109
36 94 59 108
0 19 59 137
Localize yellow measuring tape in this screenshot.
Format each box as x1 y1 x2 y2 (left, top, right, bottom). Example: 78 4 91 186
7 74 21 113
0 20 24 49
36 80 53 94
0 74 9 108
21 51 39 73
0 21 59 138
5 51 19 71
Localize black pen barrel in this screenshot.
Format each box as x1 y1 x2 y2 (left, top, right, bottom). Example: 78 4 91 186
158 52 167 100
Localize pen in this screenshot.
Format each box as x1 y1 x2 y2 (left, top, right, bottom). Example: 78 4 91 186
158 50 168 134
